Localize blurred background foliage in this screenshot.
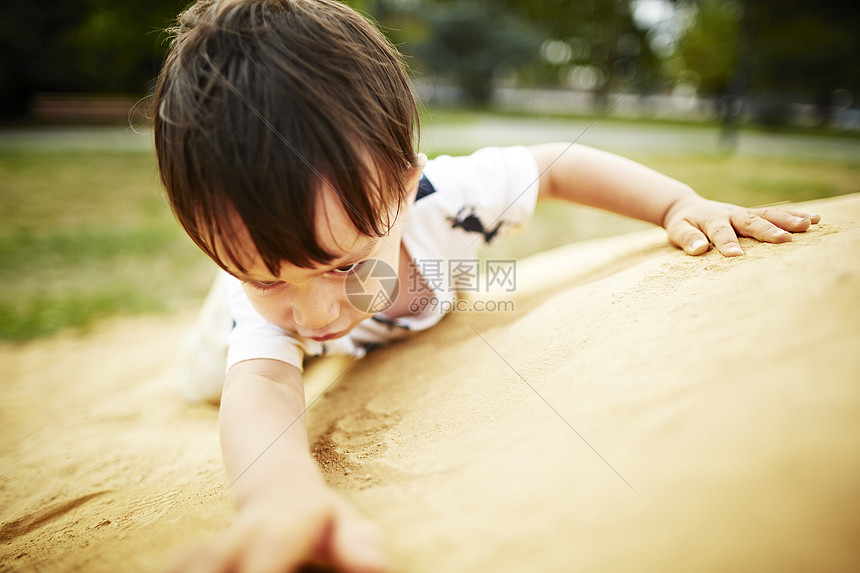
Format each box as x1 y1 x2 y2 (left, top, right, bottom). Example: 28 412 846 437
0 0 185 117
1 0 858 341
2 0 858 128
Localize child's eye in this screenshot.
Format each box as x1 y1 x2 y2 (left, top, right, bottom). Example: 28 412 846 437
333 261 365 274
244 280 282 293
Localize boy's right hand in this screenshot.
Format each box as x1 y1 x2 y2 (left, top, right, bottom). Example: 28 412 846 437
165 486 388 573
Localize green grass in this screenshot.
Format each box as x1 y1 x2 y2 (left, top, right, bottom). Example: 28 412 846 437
0 149 214 341
636 154 860 206
419 104 860 140
1 132 858 342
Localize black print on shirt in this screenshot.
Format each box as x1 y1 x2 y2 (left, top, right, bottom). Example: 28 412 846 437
372 315 410 330
448 206 504 243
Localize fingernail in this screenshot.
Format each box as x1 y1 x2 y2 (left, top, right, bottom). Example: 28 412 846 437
726 245 743 256
690 239 708 252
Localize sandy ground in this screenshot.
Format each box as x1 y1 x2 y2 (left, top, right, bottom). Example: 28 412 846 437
1 194 859 572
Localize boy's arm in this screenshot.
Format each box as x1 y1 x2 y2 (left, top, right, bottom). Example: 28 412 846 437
219 359 319 507
166 359 386 573
530 143 820 256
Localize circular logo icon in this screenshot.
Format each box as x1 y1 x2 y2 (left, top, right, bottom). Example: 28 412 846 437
344 258 399 314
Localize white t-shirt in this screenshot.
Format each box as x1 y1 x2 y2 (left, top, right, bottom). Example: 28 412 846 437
225 145 541 371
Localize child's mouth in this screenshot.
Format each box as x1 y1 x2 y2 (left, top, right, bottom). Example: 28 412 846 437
309 330 348 342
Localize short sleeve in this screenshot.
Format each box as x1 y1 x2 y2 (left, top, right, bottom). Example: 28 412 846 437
397 145 539 319
420 145 540 246
401 145 540 287
225 275 305 372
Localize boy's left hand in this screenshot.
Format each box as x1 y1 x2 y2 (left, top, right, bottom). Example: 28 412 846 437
662 196 821 257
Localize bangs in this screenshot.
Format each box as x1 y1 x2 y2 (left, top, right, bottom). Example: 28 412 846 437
184 143 406 276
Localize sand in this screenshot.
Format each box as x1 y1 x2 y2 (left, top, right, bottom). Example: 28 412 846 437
1 194 859 572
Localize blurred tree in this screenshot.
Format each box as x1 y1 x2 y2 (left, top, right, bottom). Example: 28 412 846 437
1 0 87 118
1 0 187 119
389 0 659 106
674 0 745 145
66 0 183 92
499 0 660 97
676 0 860 127
676 0 742 95
405 0 540 105
749 2 860 125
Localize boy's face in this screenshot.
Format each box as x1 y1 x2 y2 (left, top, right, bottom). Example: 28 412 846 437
218 158 425 342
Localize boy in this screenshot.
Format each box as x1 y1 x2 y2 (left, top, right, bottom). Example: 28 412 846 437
155 0 819 571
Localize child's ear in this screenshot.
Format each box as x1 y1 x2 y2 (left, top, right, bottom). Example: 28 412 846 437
399 154 426 220
409 153 427 179
404 153 427 198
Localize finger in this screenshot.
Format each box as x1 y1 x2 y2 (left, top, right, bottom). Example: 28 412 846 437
749 207 818 233
731 211 792 244
665 219 710 256
239 519 326 573
329 506 388 573
775 208 821 225
162 541 236 573
804 212 821 225
753 207 821 226
705 221 744 256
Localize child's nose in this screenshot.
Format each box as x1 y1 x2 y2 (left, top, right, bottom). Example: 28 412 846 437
291 290 340 331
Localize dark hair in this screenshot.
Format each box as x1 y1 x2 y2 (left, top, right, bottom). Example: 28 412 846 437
154 0 419 274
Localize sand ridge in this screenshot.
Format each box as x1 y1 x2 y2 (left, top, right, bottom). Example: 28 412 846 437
1 195 859 572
